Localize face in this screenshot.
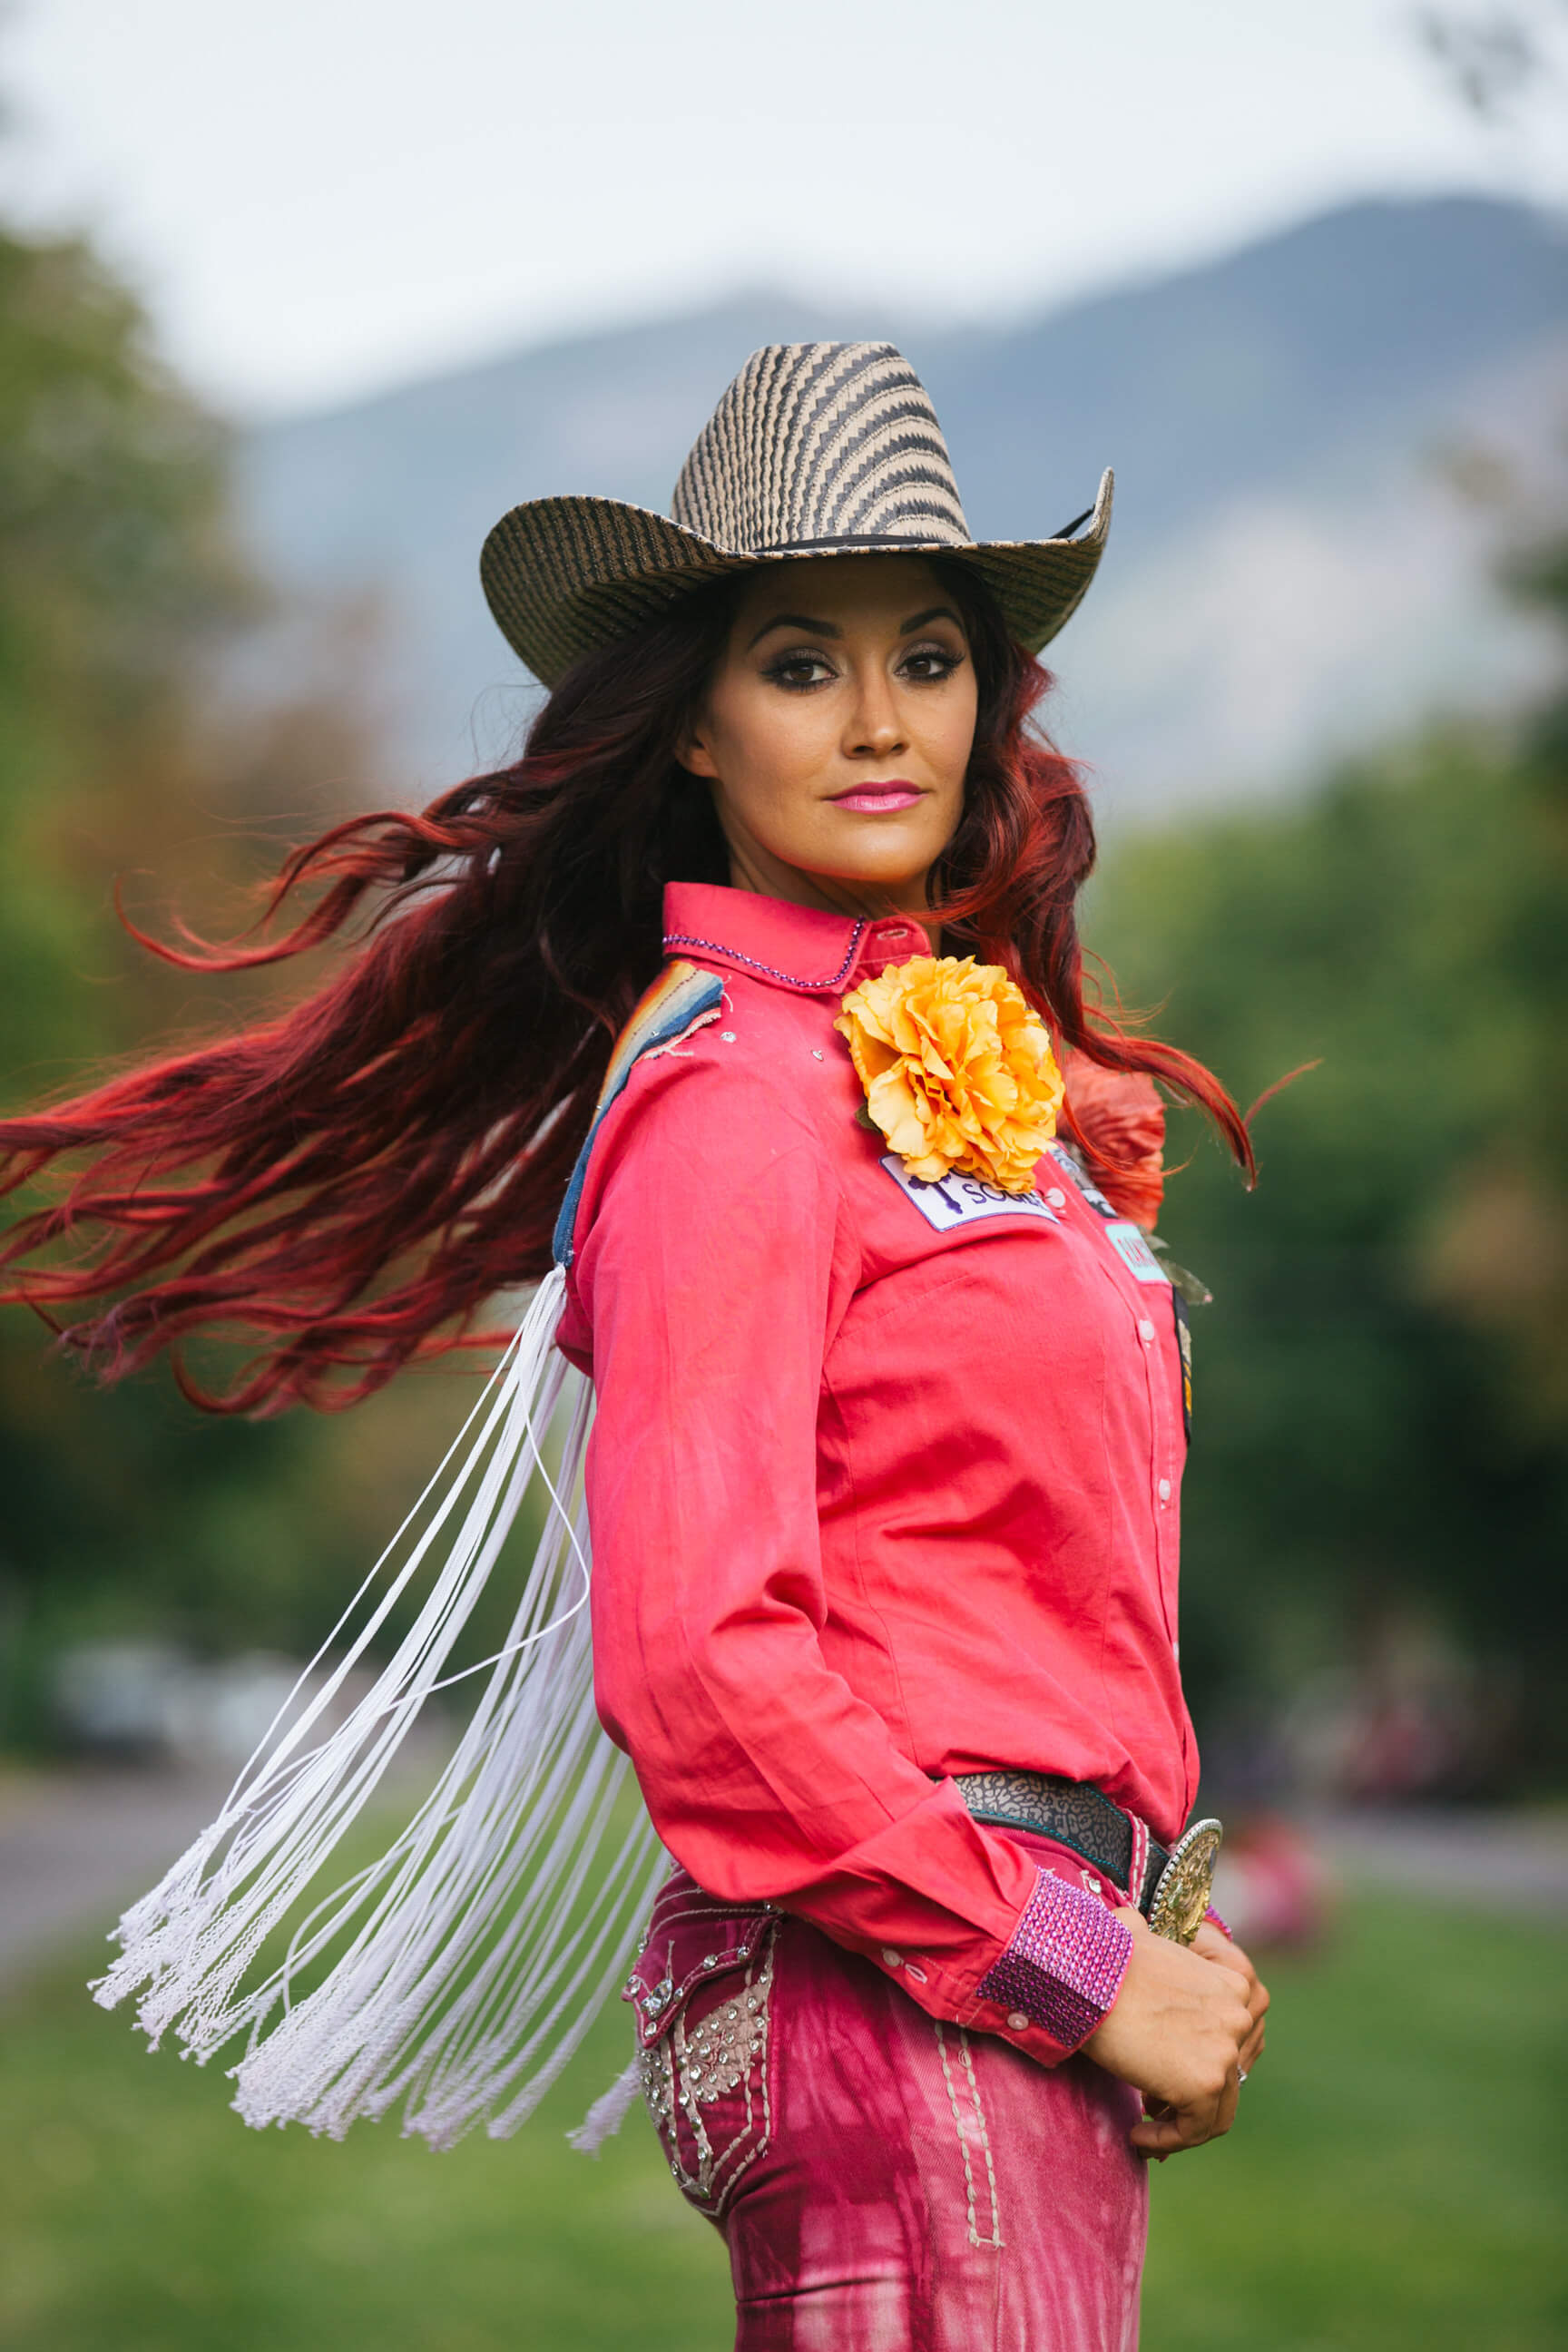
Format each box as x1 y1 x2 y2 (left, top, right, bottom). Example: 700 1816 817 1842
679 554 977 919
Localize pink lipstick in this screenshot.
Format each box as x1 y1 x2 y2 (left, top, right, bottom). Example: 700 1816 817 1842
828 781 924 813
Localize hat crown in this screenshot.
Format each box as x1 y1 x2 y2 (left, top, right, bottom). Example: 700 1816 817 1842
669 341 972 555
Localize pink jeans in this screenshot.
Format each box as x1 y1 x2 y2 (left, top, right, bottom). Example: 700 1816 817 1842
631 1839 1148 2351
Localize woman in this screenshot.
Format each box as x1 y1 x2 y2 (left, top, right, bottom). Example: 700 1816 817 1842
2 343 1267 2348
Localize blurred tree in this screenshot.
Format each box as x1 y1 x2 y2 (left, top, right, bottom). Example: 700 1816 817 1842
1092 534 1568 1792
0 211 437 1742
0 224 248 1070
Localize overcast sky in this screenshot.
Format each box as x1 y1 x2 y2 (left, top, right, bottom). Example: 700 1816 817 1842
6 0 1565 417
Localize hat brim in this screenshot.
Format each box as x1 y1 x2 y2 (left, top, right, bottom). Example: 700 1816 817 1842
480 469 1113 688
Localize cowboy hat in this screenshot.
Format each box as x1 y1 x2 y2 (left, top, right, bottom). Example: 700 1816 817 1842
481 340 1112 686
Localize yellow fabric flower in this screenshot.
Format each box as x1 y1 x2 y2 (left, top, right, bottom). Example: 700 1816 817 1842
835 954 1064 1194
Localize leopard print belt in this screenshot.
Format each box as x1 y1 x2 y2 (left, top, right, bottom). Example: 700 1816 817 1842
954 1769 1224 1947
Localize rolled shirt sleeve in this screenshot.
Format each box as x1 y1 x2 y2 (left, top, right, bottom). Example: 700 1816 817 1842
561 1046 1132 2063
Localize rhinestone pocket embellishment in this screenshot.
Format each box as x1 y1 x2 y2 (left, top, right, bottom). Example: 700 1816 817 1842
678 1980 768 2106
638 1922 779 2215
639 2043 674 2135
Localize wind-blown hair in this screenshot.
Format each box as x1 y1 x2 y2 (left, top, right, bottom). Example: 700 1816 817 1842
0 564 1253 1413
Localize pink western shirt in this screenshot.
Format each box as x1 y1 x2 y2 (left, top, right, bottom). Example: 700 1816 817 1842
555 882 1196 2066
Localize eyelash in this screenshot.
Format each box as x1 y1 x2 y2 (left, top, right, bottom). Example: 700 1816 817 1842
761 643 965 692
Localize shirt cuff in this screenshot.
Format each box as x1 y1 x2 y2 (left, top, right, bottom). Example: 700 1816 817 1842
975 1865 1133 2053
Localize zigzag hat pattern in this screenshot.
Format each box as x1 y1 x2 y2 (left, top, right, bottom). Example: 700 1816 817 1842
482 341 1112 685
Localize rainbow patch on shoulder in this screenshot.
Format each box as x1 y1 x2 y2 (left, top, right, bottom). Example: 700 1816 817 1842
552 960 725 1268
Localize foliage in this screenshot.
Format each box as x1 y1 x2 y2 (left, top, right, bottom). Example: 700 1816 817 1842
0 1890 1561 2348
1091 550 1568 1787
0 211 446 1741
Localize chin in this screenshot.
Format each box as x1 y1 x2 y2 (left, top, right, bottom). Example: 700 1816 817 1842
808 838 947 889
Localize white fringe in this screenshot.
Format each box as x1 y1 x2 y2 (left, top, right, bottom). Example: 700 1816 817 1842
566 2053 646 2154
91 1265 668 2151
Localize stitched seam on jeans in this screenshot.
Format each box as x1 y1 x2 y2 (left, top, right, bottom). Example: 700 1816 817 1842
958 2029 1004 2249
935 2019 987 2250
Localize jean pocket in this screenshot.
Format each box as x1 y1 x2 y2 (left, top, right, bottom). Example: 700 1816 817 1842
625 1873 779 2220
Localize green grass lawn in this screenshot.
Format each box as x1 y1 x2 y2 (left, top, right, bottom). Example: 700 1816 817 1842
1 1893 1563 2350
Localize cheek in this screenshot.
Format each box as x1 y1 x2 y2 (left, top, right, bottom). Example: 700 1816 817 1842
931 681 979 784
710 686 836 810
903 682 977 824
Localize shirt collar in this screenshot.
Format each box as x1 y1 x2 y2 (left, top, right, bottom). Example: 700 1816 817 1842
662 882 926 997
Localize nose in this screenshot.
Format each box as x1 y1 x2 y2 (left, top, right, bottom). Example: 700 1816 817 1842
845 666 906 760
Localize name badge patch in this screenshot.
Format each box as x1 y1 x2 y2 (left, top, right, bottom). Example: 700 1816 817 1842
1104 1220 1170 1284
881 1156 1059 1233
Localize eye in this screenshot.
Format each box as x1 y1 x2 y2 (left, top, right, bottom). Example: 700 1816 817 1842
762 648 836 691
899 642 965 683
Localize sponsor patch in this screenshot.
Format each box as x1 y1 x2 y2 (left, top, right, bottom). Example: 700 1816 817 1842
880 1156 1060 1234
1102 1220 1170 1284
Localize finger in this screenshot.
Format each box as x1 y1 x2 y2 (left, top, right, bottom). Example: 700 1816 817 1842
1141 2074 1239 2153
1189 1922 1236 1970
1129 2103 1216 2156
1204 1928 1260 1995
1214 2070 1240 2136
1228 1939 1262 1991
1215 1962 1254 2010
1240 2019 1268 2073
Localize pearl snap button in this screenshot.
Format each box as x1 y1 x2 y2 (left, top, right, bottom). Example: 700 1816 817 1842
1158 1477 1171 1501
720 1031 736 1043
811 1048 824 1060
1046 1188 1066 1207
1007 2011 1031 2033
1138 1318 1156 1342
881 1947 903 1968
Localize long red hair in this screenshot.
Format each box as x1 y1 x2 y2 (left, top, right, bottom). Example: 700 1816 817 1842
0 565 1253 1412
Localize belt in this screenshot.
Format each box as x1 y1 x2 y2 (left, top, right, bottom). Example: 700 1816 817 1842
954 1769 1221 1945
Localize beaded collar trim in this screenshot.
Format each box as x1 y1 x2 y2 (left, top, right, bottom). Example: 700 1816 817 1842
662 922 867 995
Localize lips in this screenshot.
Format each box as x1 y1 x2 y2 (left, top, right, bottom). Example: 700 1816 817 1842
828 782 924 813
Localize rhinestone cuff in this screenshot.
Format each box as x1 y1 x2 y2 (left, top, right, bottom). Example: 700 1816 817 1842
1202 1903 1232 1940
977 1867 1133 2050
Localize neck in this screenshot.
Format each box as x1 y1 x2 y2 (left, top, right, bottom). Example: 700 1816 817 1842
723 838 937 950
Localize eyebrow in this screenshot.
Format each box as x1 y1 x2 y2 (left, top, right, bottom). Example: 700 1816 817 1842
747 612 840 650
745 603 965 652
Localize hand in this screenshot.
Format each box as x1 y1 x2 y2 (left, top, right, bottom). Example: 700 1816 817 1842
1082 1908 1254 2156
1191 1919 1269 2078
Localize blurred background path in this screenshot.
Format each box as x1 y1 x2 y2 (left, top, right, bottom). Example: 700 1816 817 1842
5 1767 1565 1996
0 1764 229 1990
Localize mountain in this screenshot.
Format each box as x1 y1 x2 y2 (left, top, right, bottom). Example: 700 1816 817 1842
240 195 1568 814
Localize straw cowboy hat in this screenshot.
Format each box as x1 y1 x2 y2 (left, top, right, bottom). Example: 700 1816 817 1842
481 340 1112 686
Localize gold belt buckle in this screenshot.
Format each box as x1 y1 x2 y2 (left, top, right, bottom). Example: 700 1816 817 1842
1146 1818 1223 1945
